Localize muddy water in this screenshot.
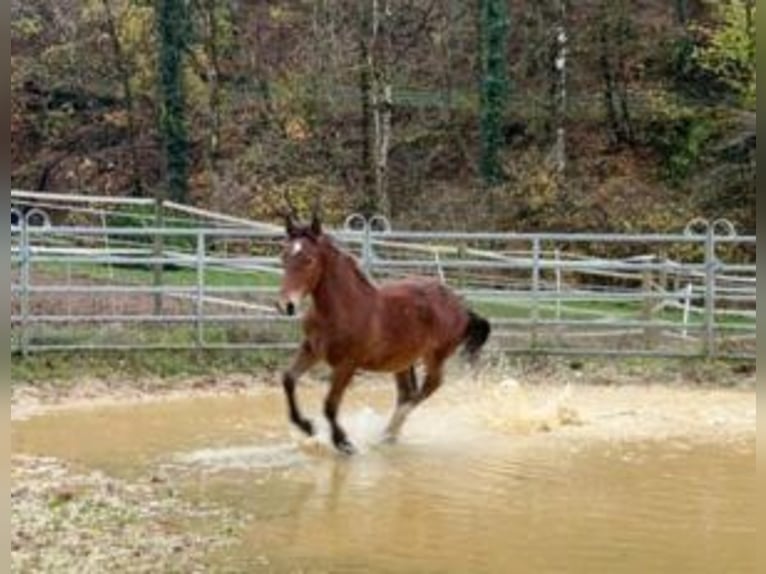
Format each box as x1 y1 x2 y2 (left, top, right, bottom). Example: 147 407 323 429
12 381 755 573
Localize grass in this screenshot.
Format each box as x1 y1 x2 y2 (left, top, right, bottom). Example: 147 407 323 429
31 261 280 288
14 320 300 350
470 297 754 327
11 260 753 376
11 314 754 385
20 260 753 327
10 317 301 384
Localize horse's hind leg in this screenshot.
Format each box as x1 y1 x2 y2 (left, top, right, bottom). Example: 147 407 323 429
283 340 318 436
401 365 419 398
415 354 446 405
325 365 356 455
383 366 418 442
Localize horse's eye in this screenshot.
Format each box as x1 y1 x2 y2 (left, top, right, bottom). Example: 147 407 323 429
284 249 309 265
298 252 315 266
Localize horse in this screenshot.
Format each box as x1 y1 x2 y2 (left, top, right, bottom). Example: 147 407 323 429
276 213 491 454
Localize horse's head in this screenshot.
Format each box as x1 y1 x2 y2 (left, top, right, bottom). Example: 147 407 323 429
277 213 324 316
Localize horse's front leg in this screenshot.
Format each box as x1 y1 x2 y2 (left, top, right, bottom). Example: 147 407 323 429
383 366 418 443
283 340 318 436
325 364 356 454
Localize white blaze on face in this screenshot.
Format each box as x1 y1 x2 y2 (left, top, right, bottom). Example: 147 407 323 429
281 239 307 313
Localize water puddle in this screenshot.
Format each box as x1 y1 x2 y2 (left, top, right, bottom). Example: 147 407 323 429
11 379 755 573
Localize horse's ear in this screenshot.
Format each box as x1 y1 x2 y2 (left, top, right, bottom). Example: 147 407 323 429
308 193 323 236
285 212 298 237
282 190 301 237
310 206 322 236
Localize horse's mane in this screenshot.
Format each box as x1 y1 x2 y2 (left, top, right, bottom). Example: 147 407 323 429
345 252 377 290
322 236 376 292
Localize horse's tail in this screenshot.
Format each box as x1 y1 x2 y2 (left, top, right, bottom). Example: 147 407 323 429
461 310 491 364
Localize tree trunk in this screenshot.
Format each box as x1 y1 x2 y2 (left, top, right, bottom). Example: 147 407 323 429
478 0 510 186
204 0 222 163
372 0 392 217
599 2 633 146
553 0 567 174
101 0 143 197
614 4 634 144
234 1 273 130
439 0 454 122
200 0 223 199
156 0 190 203
358 0 375 215
599 12 618 144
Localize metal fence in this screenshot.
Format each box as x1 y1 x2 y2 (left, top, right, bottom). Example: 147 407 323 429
10 219 756 360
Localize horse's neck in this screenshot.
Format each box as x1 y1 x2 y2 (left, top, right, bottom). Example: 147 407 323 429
311 247 376 315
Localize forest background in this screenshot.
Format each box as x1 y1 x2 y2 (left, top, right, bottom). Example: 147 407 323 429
10 0 756 232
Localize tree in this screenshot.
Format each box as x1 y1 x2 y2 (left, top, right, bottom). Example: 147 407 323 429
694 0 755 108
100 0 143 196
198 0 224 163
477 0 510 185
357 0 376 215
9 0 755 236
156 0 190 203
597 0 636 145
551 0 567 174
371 0 393 217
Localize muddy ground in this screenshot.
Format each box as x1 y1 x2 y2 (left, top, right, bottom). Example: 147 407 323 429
10 361 755 573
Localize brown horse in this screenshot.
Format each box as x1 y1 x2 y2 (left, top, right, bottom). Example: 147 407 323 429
277 213 490 454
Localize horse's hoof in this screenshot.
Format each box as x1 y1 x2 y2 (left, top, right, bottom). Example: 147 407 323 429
297 418 315 436
335 439 356 456
381 432 398 445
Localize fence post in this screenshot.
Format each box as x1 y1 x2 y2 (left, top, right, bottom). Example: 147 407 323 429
658 247 668 292
66 260 72 317
196 230 205 349
553 247 564 346
554 248 562 322
681 282 693 339
704 227 716 358
101 211 116 316
20 220 30 357
435 251 445 283
642 269 656 348
153 197 164 316
531 238 541 349
363 223 374 277
457 242 467 289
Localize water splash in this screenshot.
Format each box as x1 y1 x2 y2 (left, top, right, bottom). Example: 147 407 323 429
450 370 583 435
175 443 307 471
296 405 390 457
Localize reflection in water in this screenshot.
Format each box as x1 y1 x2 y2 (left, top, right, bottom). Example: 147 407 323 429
12 382 755 573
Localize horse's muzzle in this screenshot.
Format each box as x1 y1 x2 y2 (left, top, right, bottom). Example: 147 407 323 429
276 299 297 316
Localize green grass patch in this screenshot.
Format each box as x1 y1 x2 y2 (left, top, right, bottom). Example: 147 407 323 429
16 321 300 350
470 297 754 327
31 261 280 288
